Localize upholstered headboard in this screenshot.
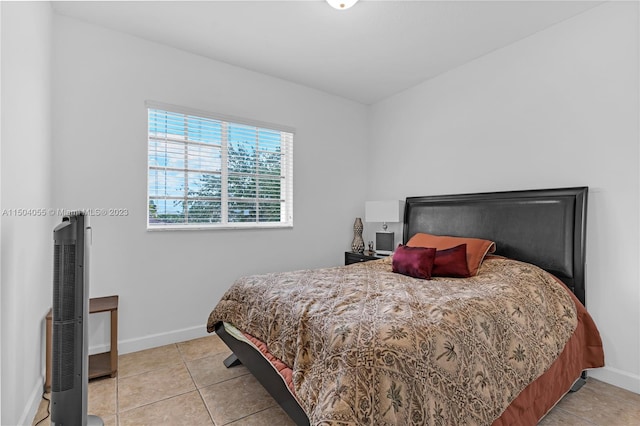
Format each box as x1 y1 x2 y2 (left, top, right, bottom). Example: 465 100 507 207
403 187 588 305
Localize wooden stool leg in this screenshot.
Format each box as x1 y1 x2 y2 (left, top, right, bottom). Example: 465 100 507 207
110 308 118 377
45 310 52 393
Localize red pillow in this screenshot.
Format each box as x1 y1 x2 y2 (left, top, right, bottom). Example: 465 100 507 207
392 245 436 280
432 244 471 278
406 233 496 276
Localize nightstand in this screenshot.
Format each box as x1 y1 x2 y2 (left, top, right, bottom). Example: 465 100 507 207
345 251 388 265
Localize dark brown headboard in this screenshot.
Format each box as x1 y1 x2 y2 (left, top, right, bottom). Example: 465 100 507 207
403 187 588 305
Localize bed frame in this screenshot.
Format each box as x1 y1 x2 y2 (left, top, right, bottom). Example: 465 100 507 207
214 186 588 425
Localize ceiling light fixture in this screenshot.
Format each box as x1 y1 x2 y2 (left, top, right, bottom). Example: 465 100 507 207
326 0 358 10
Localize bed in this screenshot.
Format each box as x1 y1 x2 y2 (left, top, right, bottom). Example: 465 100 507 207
206 187 604 425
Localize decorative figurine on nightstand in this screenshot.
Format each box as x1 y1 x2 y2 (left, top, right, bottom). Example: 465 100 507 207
351 217 365 253
368 241 374 253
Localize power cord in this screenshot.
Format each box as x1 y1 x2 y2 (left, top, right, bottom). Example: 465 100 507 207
33 393 51 426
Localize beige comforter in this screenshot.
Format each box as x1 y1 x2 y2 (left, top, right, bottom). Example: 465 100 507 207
207 257 578 425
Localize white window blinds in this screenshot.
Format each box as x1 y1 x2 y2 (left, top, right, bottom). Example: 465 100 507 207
147 102 294 229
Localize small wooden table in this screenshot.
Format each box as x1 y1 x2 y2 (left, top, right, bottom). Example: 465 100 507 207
45 295 118 392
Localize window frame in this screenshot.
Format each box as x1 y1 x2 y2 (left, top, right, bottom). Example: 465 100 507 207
146 101 294 231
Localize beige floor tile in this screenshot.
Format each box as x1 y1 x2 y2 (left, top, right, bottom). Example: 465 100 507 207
177 334 230 361
118 343 183 378
538 407 597 425
556 381 640 425
118 362 195 412
187 351 250 389
88 377 117 417
97 414 118 426
587 378 640 404
119 391 213 426
200 374 277 425
226 406 296 426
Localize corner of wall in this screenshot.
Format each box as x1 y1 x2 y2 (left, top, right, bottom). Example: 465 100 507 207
1 1 55 425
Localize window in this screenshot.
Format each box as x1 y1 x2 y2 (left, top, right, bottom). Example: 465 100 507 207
147 102 294 229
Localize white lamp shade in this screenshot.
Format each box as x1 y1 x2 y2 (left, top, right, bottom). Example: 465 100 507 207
365 200 404 224
326 0 359 10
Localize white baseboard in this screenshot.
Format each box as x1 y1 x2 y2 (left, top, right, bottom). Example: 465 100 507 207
20 376 45 426
90 324 210 356
589 366 640 394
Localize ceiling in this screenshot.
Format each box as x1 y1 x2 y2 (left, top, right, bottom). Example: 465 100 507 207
52 1 603 105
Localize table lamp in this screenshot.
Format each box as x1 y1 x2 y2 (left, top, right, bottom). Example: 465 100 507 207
365 200 404 255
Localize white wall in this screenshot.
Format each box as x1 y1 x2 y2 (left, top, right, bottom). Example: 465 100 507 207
1 2 54 425
1 4 3 422
368 2 640 393
52 15 368 355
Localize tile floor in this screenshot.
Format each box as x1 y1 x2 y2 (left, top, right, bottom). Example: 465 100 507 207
33 334 640 425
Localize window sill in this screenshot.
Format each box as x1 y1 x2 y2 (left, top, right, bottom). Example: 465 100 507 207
146 223 293 231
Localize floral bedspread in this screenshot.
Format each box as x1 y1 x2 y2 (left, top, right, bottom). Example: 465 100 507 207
207 257 578 425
